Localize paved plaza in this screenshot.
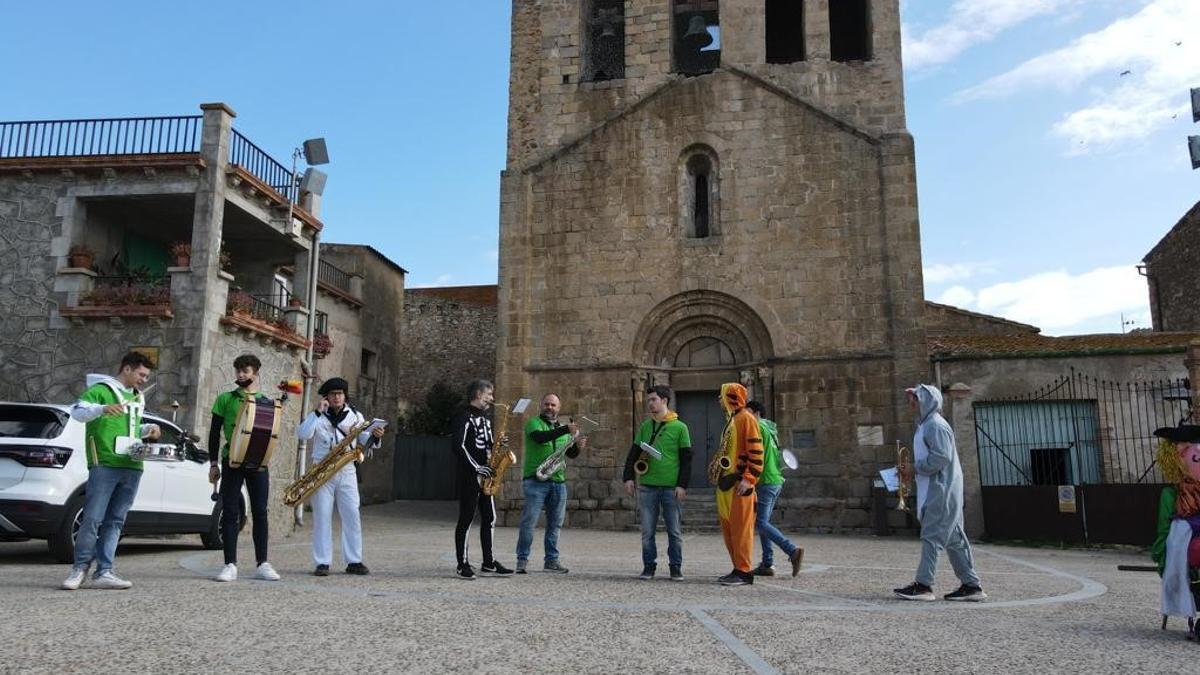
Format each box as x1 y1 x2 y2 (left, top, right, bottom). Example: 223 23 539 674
0 501 1193 674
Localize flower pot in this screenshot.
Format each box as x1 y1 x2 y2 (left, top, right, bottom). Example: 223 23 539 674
287 298 303 308
172 255 191 267
68 254 94 269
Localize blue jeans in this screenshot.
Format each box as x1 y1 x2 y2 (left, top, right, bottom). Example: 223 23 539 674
756 483 797 567
638 486 682 569
73 466 142 573
516 478 567 564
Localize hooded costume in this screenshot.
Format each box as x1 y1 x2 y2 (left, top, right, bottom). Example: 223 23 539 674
716 383 764 575
1149 424 1200 637
908 384 981 589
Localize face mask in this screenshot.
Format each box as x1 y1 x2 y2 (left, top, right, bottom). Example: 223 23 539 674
235 378 253 389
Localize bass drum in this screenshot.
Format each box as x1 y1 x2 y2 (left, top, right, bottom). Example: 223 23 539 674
229 396 282 470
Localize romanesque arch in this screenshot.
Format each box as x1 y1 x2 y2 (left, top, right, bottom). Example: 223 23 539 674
632 289 774 368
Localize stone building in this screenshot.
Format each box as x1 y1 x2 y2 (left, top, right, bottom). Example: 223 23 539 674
495 0 927 531
396 285 498 417
1142 199 1200 331
0 103 398 534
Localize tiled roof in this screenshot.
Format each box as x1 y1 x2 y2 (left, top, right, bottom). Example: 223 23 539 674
924 300 1041 333
929 331 1200 359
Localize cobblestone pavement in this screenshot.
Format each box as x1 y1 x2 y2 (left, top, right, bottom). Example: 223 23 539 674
1 501 1193 674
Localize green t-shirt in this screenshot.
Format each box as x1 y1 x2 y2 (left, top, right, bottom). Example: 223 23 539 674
1150 485 1178 576
758 418 784 486
522 415 573 482
79 382 144 471
211 388 257 460
634 417 691 487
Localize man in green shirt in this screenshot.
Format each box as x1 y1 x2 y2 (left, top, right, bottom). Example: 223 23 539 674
515 393 585 574
61 351 159 591
747 400 803 577
622 385 691 581
207 353 281 583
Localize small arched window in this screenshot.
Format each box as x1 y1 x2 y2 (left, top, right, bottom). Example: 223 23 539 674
675 337 736 368
679 146 720 239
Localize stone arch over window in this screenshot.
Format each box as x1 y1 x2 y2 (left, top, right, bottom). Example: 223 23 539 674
678 144 720 239
674 336 736 368
632 290 774 368
582 0 626 82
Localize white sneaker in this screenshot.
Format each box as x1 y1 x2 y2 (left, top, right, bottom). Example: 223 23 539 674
214 563 238 582
91 571 132 590
61 565 88 590
255 562 281 581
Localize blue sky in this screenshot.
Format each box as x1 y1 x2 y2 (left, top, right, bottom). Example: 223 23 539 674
3 0 1197 336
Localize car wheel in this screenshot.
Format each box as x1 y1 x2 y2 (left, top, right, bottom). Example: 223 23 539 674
48 494 85 564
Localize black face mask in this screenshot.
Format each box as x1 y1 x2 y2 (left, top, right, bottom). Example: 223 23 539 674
235 378 254 389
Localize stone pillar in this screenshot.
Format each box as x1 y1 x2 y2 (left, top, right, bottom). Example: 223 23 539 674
804 0 830 61
946 382 984 537
180 102 235 432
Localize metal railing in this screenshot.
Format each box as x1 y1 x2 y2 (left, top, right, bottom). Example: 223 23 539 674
318 259 353 295
975 370 1191 487
228 130 296 203
0 116 201 159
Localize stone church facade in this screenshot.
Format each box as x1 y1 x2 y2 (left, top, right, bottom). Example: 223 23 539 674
496 0 928 531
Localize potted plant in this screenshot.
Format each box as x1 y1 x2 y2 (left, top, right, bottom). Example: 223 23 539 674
219 247 232 272
312 333 333 358
67 244 95 269
287 296 304 308
168 241 191 267
226 289 255 316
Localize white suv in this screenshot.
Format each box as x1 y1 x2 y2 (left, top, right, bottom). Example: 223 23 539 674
0 402 238 562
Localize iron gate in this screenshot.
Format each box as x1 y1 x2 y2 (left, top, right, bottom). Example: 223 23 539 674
974 370 1189 545
392 435 457 500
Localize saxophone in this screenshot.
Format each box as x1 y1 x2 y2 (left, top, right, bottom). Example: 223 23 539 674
480 403 516 496
282 418 372 507
535 431 579 481
707 421 734 486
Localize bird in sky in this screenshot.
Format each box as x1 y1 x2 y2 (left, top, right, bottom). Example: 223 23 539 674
1119 69 1132 76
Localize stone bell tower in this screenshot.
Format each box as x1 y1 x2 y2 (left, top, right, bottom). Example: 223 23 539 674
496 0 927 532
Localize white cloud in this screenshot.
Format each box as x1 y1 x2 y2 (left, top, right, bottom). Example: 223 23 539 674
924 261 997 284
953 0 1200 150
964 264 1147 332
936 285 977 307
410 273 454 289
903 0 1082 70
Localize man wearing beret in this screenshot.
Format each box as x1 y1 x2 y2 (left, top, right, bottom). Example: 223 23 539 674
297 377 385 576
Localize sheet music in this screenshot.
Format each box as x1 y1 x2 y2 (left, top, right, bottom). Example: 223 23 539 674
363 418 388 436
575 416 601 433
511 398 532 415
878 467 901 493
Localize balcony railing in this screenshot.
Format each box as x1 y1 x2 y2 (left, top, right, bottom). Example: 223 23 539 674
0 116 202 159
318 259 353 296
229 129 297 203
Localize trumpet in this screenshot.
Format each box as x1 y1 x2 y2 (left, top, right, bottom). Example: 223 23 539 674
895 440 911 512
633 442 662 476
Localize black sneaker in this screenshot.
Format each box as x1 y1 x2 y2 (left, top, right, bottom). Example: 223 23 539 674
345 562 370 575
751 564 776 577
943 584 986 602
313 564 330 577
669 565 684 582
480 561 514 576
516 561 528 574
639 565 655 580
718 570 753 586
543 560 569 574
456 563 476 580
894 582 935 601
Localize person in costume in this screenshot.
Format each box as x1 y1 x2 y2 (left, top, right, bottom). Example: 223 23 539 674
622 385 692 581
894 384 985 601
297 376 385 576
1150 423 1200 638
450 379 515 579
61 351 159 590
713 383 763 587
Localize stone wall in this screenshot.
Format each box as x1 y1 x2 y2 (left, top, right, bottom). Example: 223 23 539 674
1143 200 1200 331
496 0 927 532
316 244 407 504
924 301 1040 337
398 288 498 414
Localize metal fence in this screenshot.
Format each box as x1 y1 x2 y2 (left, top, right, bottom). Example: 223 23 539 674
975 370 1190 487
228 129 296 202
318 259 353 295
0 116 202 159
